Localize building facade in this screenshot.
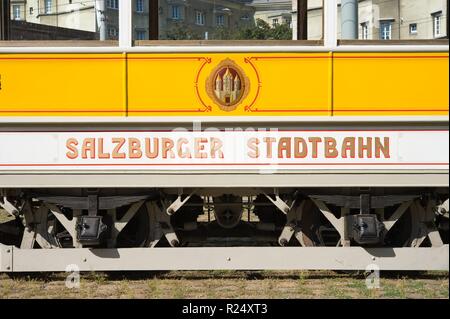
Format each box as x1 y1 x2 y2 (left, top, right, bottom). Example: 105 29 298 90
158 0 255 40
8 0 150 40
345 0 448 40
8 0 449 41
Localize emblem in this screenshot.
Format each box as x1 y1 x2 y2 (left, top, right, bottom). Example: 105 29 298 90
206 59 250 112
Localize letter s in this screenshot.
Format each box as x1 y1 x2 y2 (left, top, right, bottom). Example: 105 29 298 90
247 138 260 158
66 138 79 159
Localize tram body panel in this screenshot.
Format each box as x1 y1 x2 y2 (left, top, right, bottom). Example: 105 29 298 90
0 48 448 272
0 52 448 117
0 53 126 116
333 52 449 116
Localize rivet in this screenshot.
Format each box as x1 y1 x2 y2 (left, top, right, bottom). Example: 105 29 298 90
6 249 11 253
372 257 376 261
83 258 87 262
227 257 231 261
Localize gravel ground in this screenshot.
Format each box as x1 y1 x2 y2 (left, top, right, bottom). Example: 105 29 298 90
0 270 448 299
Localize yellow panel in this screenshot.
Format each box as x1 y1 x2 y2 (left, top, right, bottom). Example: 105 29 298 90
127 53 332 116
0 54 126 116
333 52 449 116
1 52 446 117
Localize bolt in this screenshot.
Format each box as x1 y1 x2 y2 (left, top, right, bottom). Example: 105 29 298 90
83 258 87 262
171 239 180 247
6 266 10 270
227 257 231 261
372 257 376 261
279 238 288 246
6 249 11 253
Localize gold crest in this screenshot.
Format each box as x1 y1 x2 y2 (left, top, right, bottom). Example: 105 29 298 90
206 59 250 112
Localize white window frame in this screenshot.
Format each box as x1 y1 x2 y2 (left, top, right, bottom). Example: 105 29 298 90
107 0 119 10
272 18 279 27
44 0 52 14
433 13 442 38
380 21 392 40
171 5 181 20
136 0 144 13
409 23 417 35
12 4 21 20
216 14 225 27
195 10 205 26
361 22 369 40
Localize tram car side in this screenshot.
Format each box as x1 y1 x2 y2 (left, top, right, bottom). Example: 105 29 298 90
0 3 448 273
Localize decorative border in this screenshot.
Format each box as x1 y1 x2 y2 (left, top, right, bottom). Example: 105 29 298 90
127 56 212 113
244 55 333 113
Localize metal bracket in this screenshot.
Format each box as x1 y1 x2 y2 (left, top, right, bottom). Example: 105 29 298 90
166 188 198 216
88 194 98 216
278 200 305 246
146 201 180 247
46 203 81 248
0 196 19 217
33 205 59 249
311 198 346 245
383 200 412 232
409 200 444 248
263 191 296 215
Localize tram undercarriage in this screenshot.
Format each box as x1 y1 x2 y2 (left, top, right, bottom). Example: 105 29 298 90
1 186 448 272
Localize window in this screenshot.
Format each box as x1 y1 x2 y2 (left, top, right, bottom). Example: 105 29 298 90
136 0 144 13
107 0 119 10
3 0 120 42
44 0 52 14
216 14 224 27
361 22 369 39
108 27 118 39
339 0 447 42
433 13 442 38
12 5 21 20
135 30 146 40
195 11 205 26
131 0 324 41
171 5 181 20
380 21 392 40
